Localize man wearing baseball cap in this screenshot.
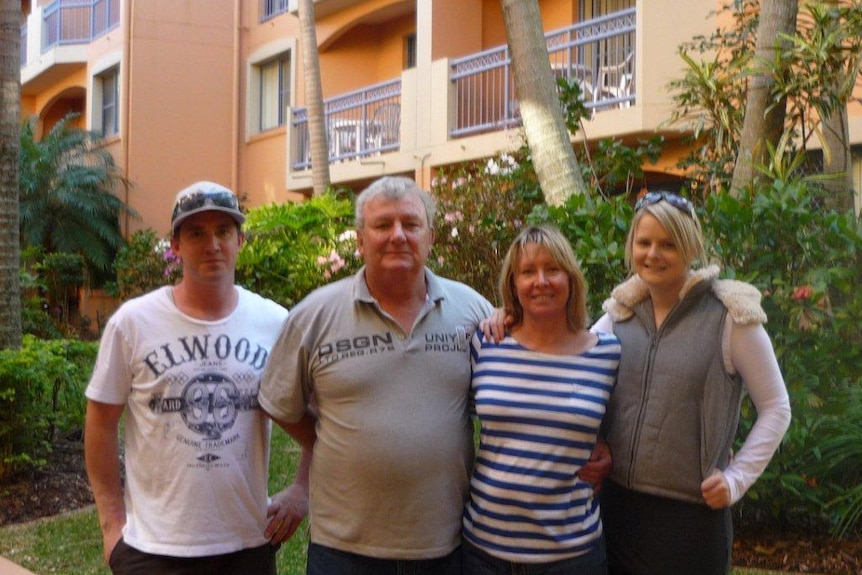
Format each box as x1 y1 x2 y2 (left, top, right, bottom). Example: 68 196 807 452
85 181 309 575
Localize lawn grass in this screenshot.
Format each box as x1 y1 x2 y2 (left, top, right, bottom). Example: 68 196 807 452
0 428 308 575
0 427 791 575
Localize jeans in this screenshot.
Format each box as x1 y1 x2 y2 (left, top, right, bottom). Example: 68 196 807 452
306 542 462 575
108 538 277 575
461 537 607 575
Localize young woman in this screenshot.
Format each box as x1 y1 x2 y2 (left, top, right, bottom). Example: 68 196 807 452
593 191 792 574
463 225 620 575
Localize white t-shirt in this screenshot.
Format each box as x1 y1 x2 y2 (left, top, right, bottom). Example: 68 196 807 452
86 286 288 557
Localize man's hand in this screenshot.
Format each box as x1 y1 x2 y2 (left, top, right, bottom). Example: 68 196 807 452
701 469 731 509
101 523 124 564
265 483 309 545
578 438 612 493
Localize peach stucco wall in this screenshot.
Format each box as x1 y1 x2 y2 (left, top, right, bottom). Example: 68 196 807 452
479 0 578 50
121 0 237 236
320 15 412 97
237 1 299 209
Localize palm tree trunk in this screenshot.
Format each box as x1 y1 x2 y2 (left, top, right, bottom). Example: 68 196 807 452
0 0 22 350
730 0 798 197
501 0 586 205
821 102 854 213
298 0 331 196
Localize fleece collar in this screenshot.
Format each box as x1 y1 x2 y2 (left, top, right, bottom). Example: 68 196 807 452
602 265 767 325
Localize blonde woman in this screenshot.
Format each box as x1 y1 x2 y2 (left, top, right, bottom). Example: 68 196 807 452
593 191 791 574
463 225 620 575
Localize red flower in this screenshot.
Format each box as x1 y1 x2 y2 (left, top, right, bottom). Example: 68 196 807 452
792 285 813 301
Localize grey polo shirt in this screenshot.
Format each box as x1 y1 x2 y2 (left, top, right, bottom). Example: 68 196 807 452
259 267 493 560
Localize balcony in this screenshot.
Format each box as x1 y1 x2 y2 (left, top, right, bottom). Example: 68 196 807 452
451 8 636 137
289 8 636 173
291 79 402 170
20 0 120 92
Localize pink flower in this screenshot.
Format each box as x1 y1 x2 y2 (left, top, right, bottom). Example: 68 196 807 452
792 285 814 301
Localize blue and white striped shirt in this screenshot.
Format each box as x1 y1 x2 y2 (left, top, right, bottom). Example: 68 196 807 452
463 331 620 563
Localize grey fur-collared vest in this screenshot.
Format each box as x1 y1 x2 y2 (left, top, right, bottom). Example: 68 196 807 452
601 266 766 504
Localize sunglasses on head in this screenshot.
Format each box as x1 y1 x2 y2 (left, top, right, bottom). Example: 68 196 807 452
635 191 695 218
172 191 239 220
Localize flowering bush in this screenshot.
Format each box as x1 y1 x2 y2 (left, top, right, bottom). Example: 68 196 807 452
110 229 182 300
316 230 358 280
236 191 360 308
156 239 183 280
429 150 544 302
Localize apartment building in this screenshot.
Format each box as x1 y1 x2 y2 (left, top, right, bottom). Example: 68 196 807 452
20 0 862 242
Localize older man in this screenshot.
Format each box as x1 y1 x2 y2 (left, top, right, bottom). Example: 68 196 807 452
259 176 493 575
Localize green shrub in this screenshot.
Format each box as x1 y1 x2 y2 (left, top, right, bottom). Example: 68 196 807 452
816 385 862 537
19 268 63 340
701 178 862 535
236 190 360 308
0 336 98 479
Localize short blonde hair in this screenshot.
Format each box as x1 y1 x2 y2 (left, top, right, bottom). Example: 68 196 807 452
499 225 588 331
625 194 709 274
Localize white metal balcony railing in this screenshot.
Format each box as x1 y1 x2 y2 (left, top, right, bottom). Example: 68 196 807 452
290 8 636 170
451 8 636 137
22 0 120 64
292 79 402 170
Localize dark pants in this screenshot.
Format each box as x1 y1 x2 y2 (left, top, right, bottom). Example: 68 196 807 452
601 480 732 575
306 542 461 575
108 538 278 575
461 536 607 575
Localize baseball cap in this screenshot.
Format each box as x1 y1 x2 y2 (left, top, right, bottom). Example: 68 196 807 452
170 181 245 235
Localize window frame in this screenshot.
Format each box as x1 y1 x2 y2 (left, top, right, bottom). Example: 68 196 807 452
96 67 120 138
246 39 296 138
258 52 292 132
404 33 417 69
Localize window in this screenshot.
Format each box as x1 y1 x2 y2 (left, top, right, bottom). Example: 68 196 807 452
261 0 289 21
404 33 417 69
259 53 291 131
99 68 119 137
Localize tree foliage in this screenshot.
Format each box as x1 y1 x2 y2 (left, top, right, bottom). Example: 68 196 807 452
19 114 135 281
667 0 862 205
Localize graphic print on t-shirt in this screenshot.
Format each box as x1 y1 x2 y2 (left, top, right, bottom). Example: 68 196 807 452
149 372 258 440
143 332 270 466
